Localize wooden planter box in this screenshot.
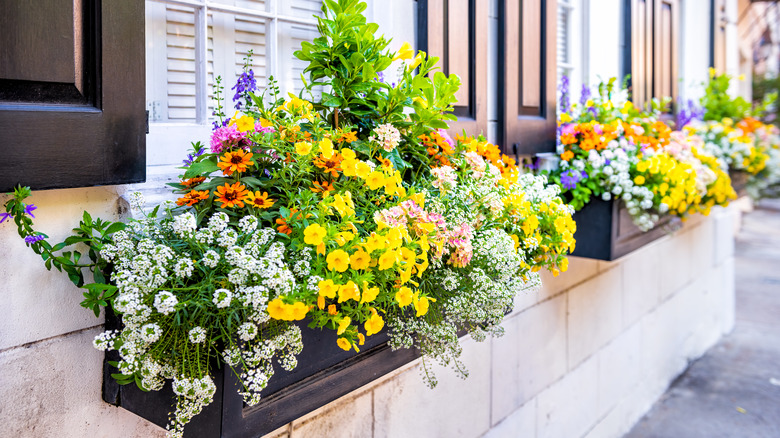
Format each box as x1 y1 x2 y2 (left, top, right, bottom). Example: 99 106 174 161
570 198 681 261
102 311 419 437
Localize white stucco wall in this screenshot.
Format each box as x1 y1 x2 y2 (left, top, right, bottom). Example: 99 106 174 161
680 0 713 101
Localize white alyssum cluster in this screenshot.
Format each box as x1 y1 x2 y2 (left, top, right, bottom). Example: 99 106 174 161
93 210 304 438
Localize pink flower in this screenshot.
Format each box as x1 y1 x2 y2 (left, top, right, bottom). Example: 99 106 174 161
210 125 247 154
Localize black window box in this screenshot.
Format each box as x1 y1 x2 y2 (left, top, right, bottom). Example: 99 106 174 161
729 169 749 197
570 198 681 261
102 310 419 437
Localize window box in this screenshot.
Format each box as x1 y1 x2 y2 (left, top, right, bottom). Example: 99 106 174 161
729 169 749 197
570 198 681 261
102 310 419 437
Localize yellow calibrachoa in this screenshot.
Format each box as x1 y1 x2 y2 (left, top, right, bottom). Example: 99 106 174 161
349 250 371 270
267 298 309 321
318 279 339 298
326 249 350 272
336 337 352 351
338 281 361 303
295 141 313 155
303 223 328 246
366 171 385 190
360 283 380 303
395 286 414 307
337 316 351 335
364 308 384 336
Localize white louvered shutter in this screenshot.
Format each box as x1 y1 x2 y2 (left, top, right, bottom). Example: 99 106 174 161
557 0 573 85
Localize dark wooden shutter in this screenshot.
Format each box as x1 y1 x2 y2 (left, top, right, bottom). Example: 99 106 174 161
417 0 488 138
711 0 727 72
499 0 558 155
0 0 146 192
628 0 679 110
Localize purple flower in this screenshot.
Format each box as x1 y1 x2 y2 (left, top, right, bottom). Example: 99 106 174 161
604 159 611 166
0 212 11 223
183 147 206 166
580 84 591 106
212 117 231 131
24 234 44 244
559 75 570 113
376 71 386 83
526 159 540 171
560 169 587 190
588 106 598 118
24 204 36 218
231 70 257 109
676 99 703 128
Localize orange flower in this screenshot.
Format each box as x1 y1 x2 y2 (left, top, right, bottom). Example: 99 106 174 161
218 150 253 176
560 150 574 161
311 181 335 197
276 208 299 235
337 131 358 143
181 176 206 188
246 191 275 209
313 153 343 177
377 156 393 169
176 190 209 206
214 182 249 208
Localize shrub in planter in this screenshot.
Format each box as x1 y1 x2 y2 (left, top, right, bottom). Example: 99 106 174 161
1 0 575 435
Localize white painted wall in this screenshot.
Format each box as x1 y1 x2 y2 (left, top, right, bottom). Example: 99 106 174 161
680 0 713 102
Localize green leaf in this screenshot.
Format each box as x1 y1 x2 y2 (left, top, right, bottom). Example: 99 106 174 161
183 159 220 179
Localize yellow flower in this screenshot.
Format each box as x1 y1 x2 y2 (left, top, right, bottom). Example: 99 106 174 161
357 333 365 345
235 115 255 132
409 52 424 70
334 231 355 246
413 293 433 317
412 96 428 108
304 223 328 246
318 279 339 298
361 283 380 304
331 193 355 217
364 233 386 252
586 99 594 107
398 247 416 266
295 141 313 155
326 249 350 272
328 304 338 315
319 138 334 159
337 316 351 335
366 171 385 190
355 161 371 179
393 41 414 61
338 281 361 303
364 308 385 336
350 250 371 270
559 113 572 123
378 250 397 270
521 215 539 235
386 227 404 249
267 298 308 321
395 286 414 307
340 148 356 160
337 337 351 351
559 257 569 272
633 175 645 185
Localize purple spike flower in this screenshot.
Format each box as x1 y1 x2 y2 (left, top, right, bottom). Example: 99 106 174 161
183 146 207 166
24 234 45 244
580 84 591 106
559 75 570 113
0 212 11 224
232 70 257 109
676 99 703 128
24 204 36 218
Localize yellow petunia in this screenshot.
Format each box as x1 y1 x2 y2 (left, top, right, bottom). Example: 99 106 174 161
337 316 351 335
361 282 380 304
338 281 361 303
393 41 414 61
337 337 351 351
318 138 334 159
378 250 397 270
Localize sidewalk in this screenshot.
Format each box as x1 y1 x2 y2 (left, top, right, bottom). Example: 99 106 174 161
625 200 780 438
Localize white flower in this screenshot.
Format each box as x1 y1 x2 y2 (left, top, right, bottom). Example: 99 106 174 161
238 322 258 341
188 326 207 344
140 323 163 343
172 212 197 237
238 215 259 233
174 258 195 278
202 250 220 268
129 192 145 211
154 291 178 315
213 288 233 308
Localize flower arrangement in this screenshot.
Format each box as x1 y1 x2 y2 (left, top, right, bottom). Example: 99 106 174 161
2 1 574 436
545 77 736 231
681 71 780 198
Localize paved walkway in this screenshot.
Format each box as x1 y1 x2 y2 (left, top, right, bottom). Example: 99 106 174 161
625 200 780 438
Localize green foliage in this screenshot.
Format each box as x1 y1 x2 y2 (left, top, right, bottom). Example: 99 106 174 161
701 72 752 121
3 186 124 316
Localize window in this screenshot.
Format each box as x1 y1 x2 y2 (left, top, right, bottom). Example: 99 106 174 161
144 0 321 170
627 0 679 111
0 0 146 192
417 0 489 138
500 0 558 155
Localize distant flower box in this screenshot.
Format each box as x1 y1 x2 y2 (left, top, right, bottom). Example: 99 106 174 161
570 198 681 261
